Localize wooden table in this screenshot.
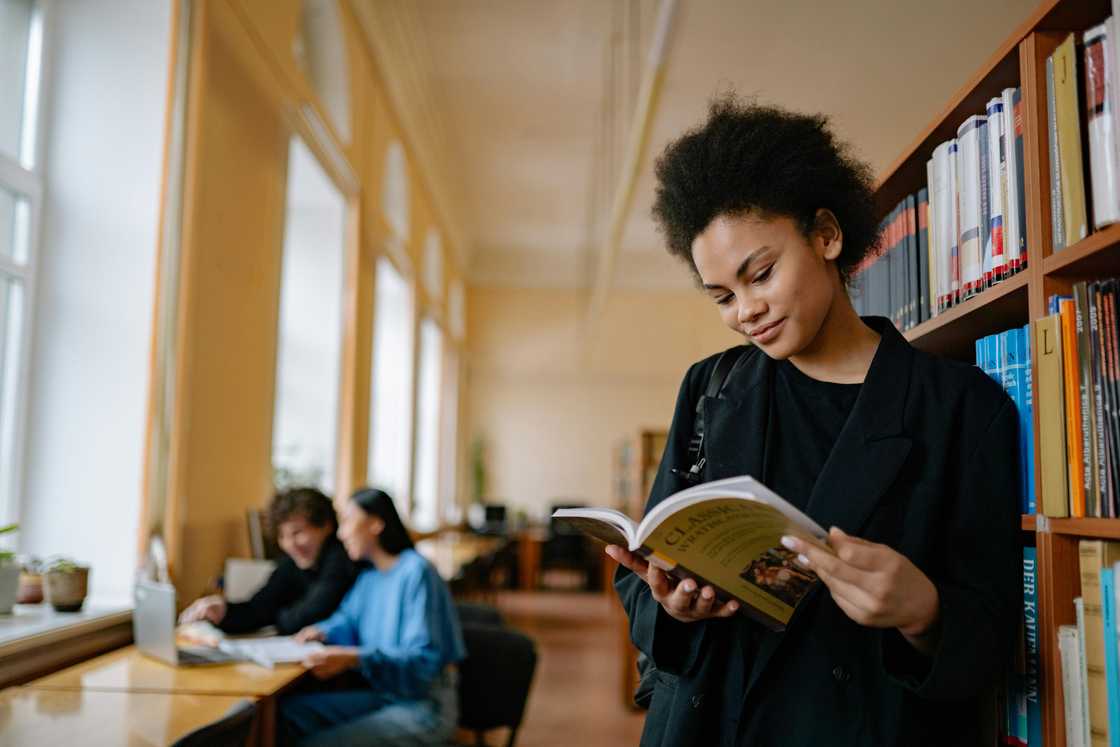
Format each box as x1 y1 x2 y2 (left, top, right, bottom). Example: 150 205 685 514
416 533 504 581
25 646 307 746
0 688 251 746
516 529 549 590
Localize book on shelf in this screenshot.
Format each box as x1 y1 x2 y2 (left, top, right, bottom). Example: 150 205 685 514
975 326 1035 515
1060 623 1088 747
1024 547 1042 747
1086 21 1120 230
1036 314 1071 518
1049 33 1090 250
551 474 829 630
1079 596 1094 747
958 114 988 299
1077 282 1103 517
1078 540 1120 746
1061 296 1089 517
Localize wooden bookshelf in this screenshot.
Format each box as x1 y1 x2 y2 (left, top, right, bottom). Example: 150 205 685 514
873 1 1113 744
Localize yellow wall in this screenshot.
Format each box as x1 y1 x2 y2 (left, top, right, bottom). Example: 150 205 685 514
466 286 742 520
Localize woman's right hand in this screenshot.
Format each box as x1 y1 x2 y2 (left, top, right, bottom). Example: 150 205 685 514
606 545 739 623
177 595 227 625
294 625 326 643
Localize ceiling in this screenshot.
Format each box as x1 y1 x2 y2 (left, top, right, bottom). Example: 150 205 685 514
354 0 1041 291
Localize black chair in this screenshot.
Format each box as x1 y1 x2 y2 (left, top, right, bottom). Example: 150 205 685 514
458 623 537 747
539 501 599 590
456 601 505 627
171 699 256 747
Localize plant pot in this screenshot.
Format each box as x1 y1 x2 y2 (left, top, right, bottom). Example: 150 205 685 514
17 572 43 604
44 567 89 612
0 563 19 614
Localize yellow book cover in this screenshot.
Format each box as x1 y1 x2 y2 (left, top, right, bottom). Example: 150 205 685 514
1079 540 1120 746
1054 33 1089 246
554 475 830 629
1060 298 1086 516
1035 315 1069 517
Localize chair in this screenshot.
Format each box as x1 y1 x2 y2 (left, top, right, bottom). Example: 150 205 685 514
455 601 504 627
457 623 537 747
539 501 599 590
171 699 256 747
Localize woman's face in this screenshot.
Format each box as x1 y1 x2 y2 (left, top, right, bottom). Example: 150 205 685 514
691 211 842 360
276 515 334 570
336 500 384 562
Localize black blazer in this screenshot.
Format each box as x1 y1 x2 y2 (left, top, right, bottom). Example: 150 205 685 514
616 317 1021 747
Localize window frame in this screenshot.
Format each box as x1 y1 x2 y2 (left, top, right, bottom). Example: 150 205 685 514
0 0 47 527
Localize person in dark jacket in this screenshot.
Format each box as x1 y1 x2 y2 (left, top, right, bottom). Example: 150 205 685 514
179 487 357 635
606 96 1020 746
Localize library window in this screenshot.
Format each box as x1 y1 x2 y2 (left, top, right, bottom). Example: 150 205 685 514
448 277 465 341
0 0 41 525
368 255 415 514
439 343 460 522
382 140 409 240
412 316 443 532
423 227 443 303
272 138 345 493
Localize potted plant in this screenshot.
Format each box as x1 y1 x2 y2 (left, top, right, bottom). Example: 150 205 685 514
43 557 90 612
17 556 43 604
0 525 17 614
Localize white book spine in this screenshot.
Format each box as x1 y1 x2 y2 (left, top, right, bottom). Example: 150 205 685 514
1061 624 1087 747
926 156 939 318
1048 54 1066 251
956 117 985 298
1087 21 1120 229
1002 87 1022 271
986 98 1008 282
1077 596 1092 747
944 139 961 308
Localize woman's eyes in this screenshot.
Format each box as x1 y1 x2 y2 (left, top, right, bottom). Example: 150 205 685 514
716 294 734 306
714 265 773 305
752 266 773 284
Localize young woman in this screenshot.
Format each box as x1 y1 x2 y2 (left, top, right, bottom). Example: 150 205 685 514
280 488 466 747
179 487 356 634
607 97 1020 746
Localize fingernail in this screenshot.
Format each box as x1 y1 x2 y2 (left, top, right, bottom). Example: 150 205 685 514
728 601 739 611
702 588 713 599
682 580 696 593
830 526 845 537
797 554 811 567
780 536 798 551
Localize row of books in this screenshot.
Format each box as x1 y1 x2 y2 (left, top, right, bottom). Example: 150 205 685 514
1001 547 1042 747
1034 280 1120 519
928 87 1029 312
848 192 929 330
1049 21 1120 252
976 326 1036 515
1056 541 1120 747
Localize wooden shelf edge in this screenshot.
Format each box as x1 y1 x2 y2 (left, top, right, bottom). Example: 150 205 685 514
1041 223 1120 276
1048 517 1120 539
904 271 1030 345
1022 515 1036 531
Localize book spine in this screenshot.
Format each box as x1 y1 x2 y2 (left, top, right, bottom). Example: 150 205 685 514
1002 87 1021 273
948 138 962 304
986 97 1005 284
1013 87 1029 268
1077 282 1102 516
1037 314 1071 517
1024 546 1042 747
1063 297 1087 517
958 116 987 298
1023 324 1038 515
925 159 939 318
1054 33 1089 245
908 195 918 329
1102 567 1120 747
1104 284 1120 518
1048 53 1067 252
1079 596 1093 747
918 188 930 323
1085 23 1120 229
1080 540 1119 745
1060 624 1085 747
1003 329 1025 514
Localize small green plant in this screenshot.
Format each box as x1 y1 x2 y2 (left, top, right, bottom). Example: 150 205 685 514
45 557 82 574
0 524 17 564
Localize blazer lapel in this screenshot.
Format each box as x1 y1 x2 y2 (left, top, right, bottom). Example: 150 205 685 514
745 317 915 697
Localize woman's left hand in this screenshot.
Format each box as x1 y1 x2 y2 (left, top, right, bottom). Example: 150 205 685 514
781 527 940 653
302 646 360 679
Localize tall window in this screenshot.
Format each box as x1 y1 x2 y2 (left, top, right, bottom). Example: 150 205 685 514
368 256 415 512
382 140 409 240
272 138 345 492
412 317 443 531
0 0 42 524
439 343 460 522
423 228 443 303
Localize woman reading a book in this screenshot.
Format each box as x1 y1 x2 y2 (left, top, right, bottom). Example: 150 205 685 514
279 488 466 746
607 96 1020 746
178 487 356 635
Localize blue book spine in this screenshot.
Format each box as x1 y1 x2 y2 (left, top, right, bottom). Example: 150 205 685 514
1022 324 1036 514
1023 547 1041 747
1001 330 1025 514
1105 566 1120 747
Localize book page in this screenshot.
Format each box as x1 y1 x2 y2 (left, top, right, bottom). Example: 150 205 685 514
642 498 821 626
552 516 632 548
220 636 323 666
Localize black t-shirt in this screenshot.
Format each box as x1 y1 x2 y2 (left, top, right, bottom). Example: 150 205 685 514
763 359 862 511
219 534 357 635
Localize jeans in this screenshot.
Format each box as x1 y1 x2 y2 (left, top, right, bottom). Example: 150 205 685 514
280 669 459 747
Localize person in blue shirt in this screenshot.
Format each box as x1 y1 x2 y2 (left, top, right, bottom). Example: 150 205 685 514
279 487 466 747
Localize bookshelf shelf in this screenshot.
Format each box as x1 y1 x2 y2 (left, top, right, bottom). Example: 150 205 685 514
903 272 1029 359
1042 223 1120 278
1022 514 1036 531
1049 517 1120 540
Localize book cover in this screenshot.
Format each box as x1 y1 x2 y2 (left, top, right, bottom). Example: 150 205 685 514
1085 22 1120 229
1079 540 1120 746
1023 324 1037 515
1061 297 1087 517
1036 314 1070 517
554 475 830 630
1060 624 1087 747
1002 87 1022 272
948 139 962 305
917 188 930 323
1024 547 1041 747
1077 282 1102 516
907 194 919 329
1054 33 1089 246
987 96 1007 283
1079 596 1094 747
1049 53 1067 252
1101 567 1120 747
925 159 940 319
1012 87 1028 268
1003 329 1027 514
958 115 987 297
1089 283 1113 516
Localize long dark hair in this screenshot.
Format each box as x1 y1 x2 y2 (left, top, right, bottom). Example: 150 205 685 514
350 488 415 555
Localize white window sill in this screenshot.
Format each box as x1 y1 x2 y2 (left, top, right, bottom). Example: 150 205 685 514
0 603 131 658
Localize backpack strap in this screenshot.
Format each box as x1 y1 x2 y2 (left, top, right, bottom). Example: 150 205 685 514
672 346 750 483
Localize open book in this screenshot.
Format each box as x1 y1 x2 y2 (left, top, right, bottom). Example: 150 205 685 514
553 475 830 630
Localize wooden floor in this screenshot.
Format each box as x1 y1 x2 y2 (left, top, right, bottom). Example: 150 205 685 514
483 590 647 747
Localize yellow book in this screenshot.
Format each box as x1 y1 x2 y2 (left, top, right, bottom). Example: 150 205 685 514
553 474 830 630
1079 540 1120 747
1053 33 1089 246
1035 315 1069 517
